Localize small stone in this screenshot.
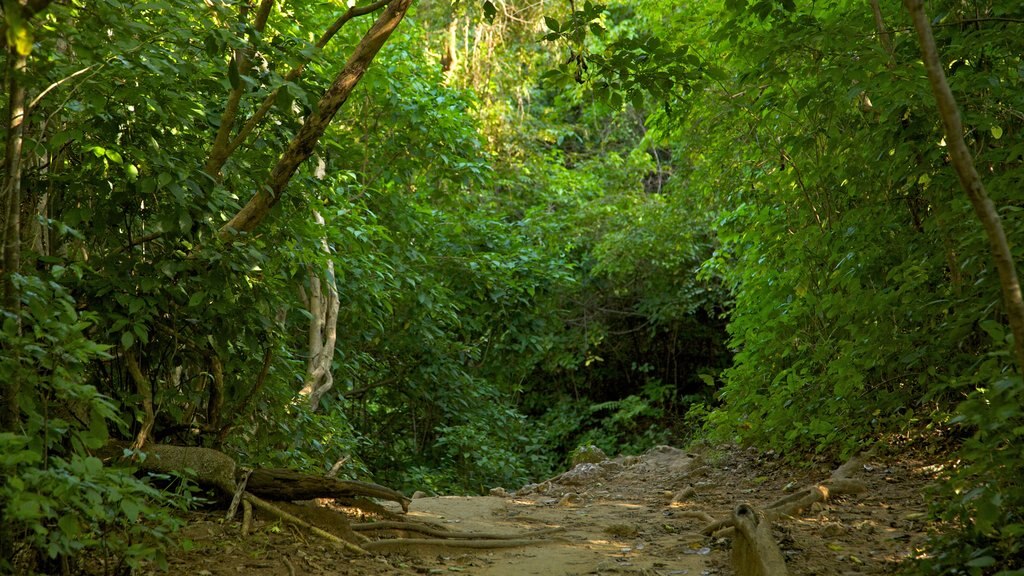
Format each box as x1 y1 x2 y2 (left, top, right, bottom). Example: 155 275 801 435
558 492 581 506
489 487 508 497
822 522 845 537
411 490 428 499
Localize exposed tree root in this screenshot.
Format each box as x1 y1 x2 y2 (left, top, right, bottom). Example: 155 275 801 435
701 453 868 536
99 442 562 556
244 492 369 555
352 521 565 540
697 453 869 575
676 510 716 524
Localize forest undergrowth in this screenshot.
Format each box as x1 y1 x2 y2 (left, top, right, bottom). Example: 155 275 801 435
2 0 1023 574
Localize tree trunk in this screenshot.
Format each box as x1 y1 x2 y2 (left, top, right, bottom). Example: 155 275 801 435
2 45 28 432
299 210 340 410
204 0 275 177
218 0 414 240
904 0 1024 374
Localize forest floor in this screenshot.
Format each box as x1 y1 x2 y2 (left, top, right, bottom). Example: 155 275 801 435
159 443 944 575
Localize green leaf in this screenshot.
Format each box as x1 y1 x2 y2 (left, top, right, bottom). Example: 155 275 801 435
121 331 135 349
16 498 41 520
544 16 560 33
990 125 1003 140
483 1 497 24
58 515 81 538
121 499 141 522
228 58 241 89
105 149 123 164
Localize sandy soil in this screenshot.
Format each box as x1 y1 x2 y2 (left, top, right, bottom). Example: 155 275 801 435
156 444 939 575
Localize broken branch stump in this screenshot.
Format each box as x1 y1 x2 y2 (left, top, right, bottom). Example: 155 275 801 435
731 504 789 576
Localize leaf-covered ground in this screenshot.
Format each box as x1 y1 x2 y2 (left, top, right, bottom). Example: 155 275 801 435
147 444 942 575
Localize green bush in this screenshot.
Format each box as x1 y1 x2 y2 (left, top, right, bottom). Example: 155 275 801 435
0 274 189 574
911 374 1024 575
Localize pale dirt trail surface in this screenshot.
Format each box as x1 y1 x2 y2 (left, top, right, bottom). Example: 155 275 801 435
160 444 938 575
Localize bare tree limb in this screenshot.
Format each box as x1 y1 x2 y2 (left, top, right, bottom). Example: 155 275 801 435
205 0 276 176
27 64 97 112
869 0 894 59
299 210 340 410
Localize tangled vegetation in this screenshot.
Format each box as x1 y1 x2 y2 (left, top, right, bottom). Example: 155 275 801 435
2 0 1022 573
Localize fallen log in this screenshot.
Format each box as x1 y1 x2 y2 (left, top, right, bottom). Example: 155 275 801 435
98 442 554 555
247 467 411 512
99 442 410 511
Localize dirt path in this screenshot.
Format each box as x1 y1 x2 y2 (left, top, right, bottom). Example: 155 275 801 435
161 444 939 576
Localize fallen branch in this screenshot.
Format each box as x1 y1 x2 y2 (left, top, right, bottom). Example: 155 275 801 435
99 441 556 555
244 493 369 556
701 453 868 535
246 467 411 512
352 521 565 540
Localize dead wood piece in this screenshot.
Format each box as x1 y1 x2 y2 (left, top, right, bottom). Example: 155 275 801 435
226 468 253 521
274 501 368 544
731 504 789 576
241 499 253 536
701 452 869 535
362 537 562 554
765 478 866 521
351 521 564 541
102 443 411 514
247 468 411 511
244 493 368 555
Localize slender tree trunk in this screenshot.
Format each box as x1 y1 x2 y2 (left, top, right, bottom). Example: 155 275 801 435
207 352 225 432
869 0 894 60
2 45 27 432
904 0 1024 373
218 0 414 239
204 0 275 177
125 349 156 450
299 210 340 411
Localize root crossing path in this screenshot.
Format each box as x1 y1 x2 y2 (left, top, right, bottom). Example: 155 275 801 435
164 445 937 576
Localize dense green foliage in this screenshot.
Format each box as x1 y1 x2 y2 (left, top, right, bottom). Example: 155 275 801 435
2 0 1022 573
